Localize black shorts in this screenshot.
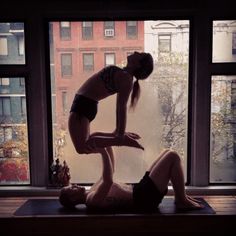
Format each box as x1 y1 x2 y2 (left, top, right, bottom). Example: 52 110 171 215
133 171 167 211
70 94 98 122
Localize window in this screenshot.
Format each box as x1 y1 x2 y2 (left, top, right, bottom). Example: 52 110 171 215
233 32 236 55
82 21 93 40
0 77 29 185
0 127 12 143
104 21 115 38
0 22 25 64
209 20 236 183
1 1 236 197
212 20 236 62
158 35 171 53
0 37 8 56
0 78 9 86
60 21 71 40
0 97 11 116
61 53 72 76
105 53 115 66
62 91 67 115
210 76 236 183
49 20 188 184
83 53 94 71
17 36 24 56
21 97 26 116
126 21 137 38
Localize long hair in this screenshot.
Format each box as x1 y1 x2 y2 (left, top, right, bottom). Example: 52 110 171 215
129 53 153 110
130 79 140 110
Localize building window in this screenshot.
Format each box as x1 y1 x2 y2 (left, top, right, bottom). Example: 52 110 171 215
0 37 8 56
104 21 115 38
62 91 67 115
0 127 12 143
105 53 115 66
233 32 236 55
0 97 11 116
0 78 10 86
60 22 71 40
17 36 24 56
20 77 25 86
126 21 137 38
21 97 26 116
82 22 93 40
158 34 171 54
61 53 72 77
83 53 94 71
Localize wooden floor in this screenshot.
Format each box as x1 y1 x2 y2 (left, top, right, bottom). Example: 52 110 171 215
0 196 236 236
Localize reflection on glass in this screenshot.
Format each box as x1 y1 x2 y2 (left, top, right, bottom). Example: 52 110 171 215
49 20 189 183
0 23 25 64
210 76 236 183
212 20 236 62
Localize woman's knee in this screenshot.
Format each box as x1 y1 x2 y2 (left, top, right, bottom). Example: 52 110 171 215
166 150 181 164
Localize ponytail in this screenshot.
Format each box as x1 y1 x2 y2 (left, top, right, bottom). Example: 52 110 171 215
130 79 140 110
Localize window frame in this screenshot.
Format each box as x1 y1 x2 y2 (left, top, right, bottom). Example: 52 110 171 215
0 2 235 194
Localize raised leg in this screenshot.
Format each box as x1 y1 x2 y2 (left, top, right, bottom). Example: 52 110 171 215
149 151 203 209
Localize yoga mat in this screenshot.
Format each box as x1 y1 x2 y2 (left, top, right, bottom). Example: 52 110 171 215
14 197 215 216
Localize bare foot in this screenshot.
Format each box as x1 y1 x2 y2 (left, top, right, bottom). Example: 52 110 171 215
175 198 204 210
122 135 144 150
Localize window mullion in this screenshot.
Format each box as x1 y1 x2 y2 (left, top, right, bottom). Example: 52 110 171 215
25 16 49 186
190 14 212 186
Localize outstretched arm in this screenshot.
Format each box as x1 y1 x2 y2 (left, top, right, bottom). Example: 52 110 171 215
86 148 113 207
89 147 114 192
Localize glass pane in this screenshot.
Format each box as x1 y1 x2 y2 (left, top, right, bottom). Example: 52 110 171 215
210 75 236 183
0 77 30 185
0 23 25 64
49 20 189 184
212 20 236 63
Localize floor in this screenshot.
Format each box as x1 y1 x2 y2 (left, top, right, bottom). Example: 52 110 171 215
0 195 236 236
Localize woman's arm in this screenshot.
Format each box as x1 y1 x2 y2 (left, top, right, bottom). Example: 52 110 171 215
115 75 133 137
86 148 113 207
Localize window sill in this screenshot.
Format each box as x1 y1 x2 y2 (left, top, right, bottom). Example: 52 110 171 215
0 185 235 197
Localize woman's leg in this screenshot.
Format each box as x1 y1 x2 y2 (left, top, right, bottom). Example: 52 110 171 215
68 112 143 154
149 151 203 209
148 149 170 172
68 112 90 154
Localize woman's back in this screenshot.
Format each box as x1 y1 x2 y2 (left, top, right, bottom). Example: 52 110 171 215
77 66 133 101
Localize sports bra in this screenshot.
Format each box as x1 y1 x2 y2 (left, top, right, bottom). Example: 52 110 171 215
99 65 122 94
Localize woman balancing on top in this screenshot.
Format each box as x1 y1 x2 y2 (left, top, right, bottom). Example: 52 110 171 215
69 51 154 154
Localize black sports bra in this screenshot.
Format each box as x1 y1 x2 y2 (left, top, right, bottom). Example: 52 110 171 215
99 65 122 94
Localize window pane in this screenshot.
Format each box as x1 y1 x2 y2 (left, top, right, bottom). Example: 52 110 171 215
105 53 115 66
82 21 93 39
212 20 236 62
61 53 72 76
60 21 71 40
49 21 189 184
0 23 25 64
127 21 137 38
210 75 236 183
0 77 30 185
